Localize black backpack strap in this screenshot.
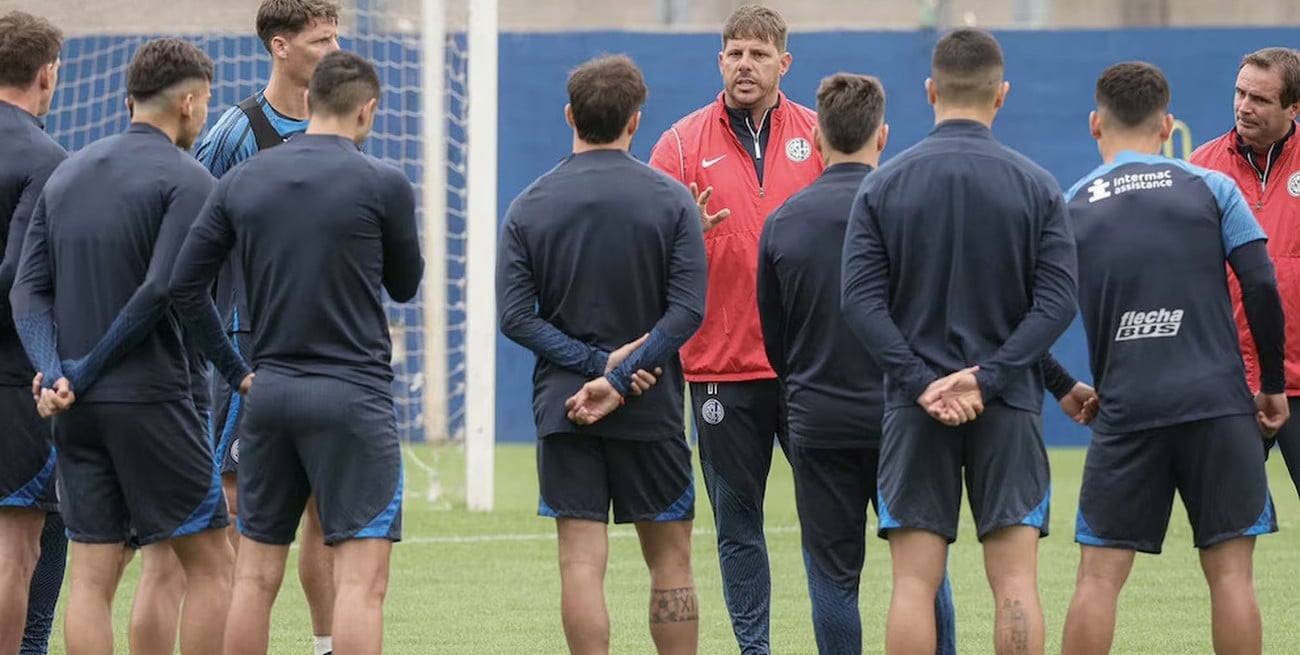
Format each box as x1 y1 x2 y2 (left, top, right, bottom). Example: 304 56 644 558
236 94 285 151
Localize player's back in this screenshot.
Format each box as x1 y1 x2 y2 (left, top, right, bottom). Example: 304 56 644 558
761 163 882 441
218 134 421 393
0 101 66 387
502 149 699 439
1066 152 1257 432
863 119 1074 412
39 124 210 402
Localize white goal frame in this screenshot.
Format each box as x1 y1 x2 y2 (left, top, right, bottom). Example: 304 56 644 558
421 0 496 511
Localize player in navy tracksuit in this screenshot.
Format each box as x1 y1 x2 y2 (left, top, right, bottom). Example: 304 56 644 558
171 51 421 655
841 29 1077 655
0 11 66 655
756 73 957 655
1057 62 1285 655
497 55 707 654
193 7 343 650
9 39 234 655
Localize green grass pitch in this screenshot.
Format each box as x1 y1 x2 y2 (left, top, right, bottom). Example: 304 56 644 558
46 443 1300 654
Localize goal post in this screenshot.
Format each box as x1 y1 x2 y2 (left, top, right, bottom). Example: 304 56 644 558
464 0 498 512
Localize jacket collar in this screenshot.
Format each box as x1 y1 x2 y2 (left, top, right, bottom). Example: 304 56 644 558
929 118 994 138
714 90 788 127
1227 120 1296 154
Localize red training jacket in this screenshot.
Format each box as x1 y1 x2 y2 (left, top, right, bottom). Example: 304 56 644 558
1190 124 1300 395
649 91 822 382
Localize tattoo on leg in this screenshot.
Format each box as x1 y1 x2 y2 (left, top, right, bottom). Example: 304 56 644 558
650 587 698 623
1000 598 1031 654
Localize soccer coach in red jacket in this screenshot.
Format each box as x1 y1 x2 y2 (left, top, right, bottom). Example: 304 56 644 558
648 5 820 653
1190 47 1300 496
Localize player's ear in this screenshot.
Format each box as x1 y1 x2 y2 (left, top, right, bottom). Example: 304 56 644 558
993 80 1010 110
179 91 194 121
37 60 54 92
924 78 937 106
779 51 792 76
564 104 575 129
125 96 134 118
811 125 823 157
877 123 889 154
1158 113 1175 142
271 35 289 61
1089 110 1102 140
625 110 641 138
360 97 378 128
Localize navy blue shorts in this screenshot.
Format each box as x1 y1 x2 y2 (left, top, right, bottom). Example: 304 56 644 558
1077 414 1275 553
877 405 1050 543
238 370 402 546
0 385 57 512
210 332 253 476
537 433 694 524
51 400 226 545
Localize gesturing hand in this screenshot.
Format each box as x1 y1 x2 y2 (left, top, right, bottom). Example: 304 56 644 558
689 182 730 232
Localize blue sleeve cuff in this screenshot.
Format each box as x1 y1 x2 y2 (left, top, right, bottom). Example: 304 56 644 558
15 310 63 387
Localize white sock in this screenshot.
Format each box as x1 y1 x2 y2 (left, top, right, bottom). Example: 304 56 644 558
313 635 333 655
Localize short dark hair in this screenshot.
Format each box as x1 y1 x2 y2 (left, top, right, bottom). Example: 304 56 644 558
815 73 885 154
0 11 62 88
309 50 381 116
931 28 1004 107
1095 61 1169 131
1240 47 1300 108
256 0 340 53
722 4 788 52
566 54 648 145
127 38 214 103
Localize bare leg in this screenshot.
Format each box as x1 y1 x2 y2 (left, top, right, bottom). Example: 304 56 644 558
635 520 697 655
64 542 125 655
329 538 391 655
0 508 45 654
299 495 335 651
982 526 1045 655
1200 536 1261 655
169 529 235 655
129 543 187 655
1060 545 1135 655
222 537 287 655
885 528 948 655
556 518 609 655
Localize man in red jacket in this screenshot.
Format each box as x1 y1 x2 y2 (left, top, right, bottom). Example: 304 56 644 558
648 5 820 653
1190 47 1300 496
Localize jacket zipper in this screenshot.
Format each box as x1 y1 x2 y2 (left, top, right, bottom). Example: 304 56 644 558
1243 141 1277 211
727 109 771 198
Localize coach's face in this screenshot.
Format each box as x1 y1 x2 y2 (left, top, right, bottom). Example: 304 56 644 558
718 37 789 110
1234 64 1299 150
282 18 341 86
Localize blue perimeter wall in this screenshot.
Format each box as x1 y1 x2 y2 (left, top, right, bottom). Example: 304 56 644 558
52 27 1300 445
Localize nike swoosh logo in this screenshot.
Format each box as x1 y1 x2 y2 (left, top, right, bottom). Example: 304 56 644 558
702 155 726 168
